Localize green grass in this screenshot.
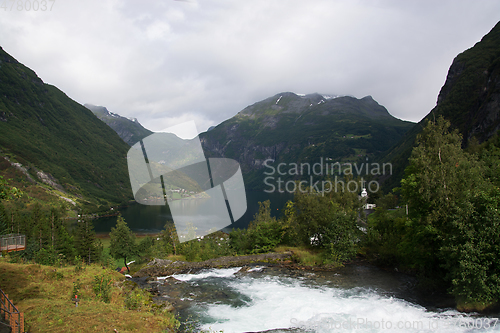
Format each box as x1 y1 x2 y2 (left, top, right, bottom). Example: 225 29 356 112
274 245 342 267
0 258 179 333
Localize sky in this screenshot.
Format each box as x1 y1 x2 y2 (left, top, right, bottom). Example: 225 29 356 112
1 0 499 136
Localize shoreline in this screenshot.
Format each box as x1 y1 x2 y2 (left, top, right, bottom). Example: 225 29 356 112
133 252 297 278
132 254 465 315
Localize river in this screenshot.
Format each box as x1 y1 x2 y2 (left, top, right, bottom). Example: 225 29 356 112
150 265 500 333
97 192 500 332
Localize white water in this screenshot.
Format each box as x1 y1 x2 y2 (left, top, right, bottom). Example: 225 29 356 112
172 268 500 333
170 267 242 282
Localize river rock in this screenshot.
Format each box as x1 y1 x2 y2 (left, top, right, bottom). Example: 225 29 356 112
134 252 294 278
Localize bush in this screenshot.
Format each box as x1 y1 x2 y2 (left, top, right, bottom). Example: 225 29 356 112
34 246 57 266
92 274 112 303
125 288 152 311
229 200 283 254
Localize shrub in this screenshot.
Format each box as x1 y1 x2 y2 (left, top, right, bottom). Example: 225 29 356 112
124 288 152 311
92 274 112 303
34 246 57 266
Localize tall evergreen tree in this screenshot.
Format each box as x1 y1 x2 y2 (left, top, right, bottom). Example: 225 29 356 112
109 215 136 273
161 221 179 256
74 214 100 264
31 203 49 250
51 207 76 261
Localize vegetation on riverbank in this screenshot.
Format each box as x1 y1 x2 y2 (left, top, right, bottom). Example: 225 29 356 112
4 117 500 318
364 117 500 312
0 258 179 333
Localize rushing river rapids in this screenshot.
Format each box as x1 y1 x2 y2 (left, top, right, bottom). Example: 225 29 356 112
132 262 500 333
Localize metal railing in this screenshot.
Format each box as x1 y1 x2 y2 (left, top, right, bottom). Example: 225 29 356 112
0 289 24 333
0 234 26 252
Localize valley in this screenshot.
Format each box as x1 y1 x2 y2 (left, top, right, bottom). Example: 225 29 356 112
0 19 500 333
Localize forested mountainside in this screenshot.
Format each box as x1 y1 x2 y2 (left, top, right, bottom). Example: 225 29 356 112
200 92 414 189
0 47 132 208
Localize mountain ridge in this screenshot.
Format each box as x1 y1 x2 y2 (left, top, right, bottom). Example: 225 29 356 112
0 46 133 209
84 104 153 146
200 91 414 189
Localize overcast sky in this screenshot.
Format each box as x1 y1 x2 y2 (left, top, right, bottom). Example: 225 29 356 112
1 0 499 135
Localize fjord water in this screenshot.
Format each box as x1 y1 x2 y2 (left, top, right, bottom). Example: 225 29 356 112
166 266 500 333
93 191 293 233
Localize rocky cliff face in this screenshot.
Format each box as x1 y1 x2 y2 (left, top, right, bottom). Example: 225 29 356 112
380 21 500 191
433 21 500 145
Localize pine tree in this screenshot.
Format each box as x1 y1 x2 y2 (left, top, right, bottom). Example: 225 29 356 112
31 203 49 251
109 215 136 273
74 214 100 264
51 207 76 261
162 221 179 256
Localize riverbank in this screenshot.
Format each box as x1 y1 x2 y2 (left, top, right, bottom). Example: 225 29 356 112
133 252 296 278
131 256 480 332
0 258 179 333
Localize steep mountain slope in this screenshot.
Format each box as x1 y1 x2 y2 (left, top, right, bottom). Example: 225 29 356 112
381 21 500 191
85 104 152 146
200 92 414 189
0 47 132 208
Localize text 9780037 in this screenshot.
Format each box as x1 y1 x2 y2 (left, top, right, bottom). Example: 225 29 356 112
1 0 55 11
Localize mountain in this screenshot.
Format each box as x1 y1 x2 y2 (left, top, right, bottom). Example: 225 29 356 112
381 21 500 191
84 104 152 146
200 92 414 189
0 46 132 209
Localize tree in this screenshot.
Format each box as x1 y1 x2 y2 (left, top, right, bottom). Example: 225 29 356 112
31 203 49 251
51 207 76 261
229 201 283 254
399 117 500 309
291 184 360 263
161 221 179 256
399 117 485 274
440 190 500 310
74 214 100 264
109 215 136 273
246 200 283 254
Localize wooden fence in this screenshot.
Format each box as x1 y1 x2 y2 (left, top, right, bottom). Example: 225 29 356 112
0 289 24 333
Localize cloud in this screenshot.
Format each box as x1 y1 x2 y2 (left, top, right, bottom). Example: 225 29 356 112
1 0 499 131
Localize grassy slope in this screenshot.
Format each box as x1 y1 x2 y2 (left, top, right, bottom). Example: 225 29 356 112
0 259 178 332
0 47 133 209
0 155 82 218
